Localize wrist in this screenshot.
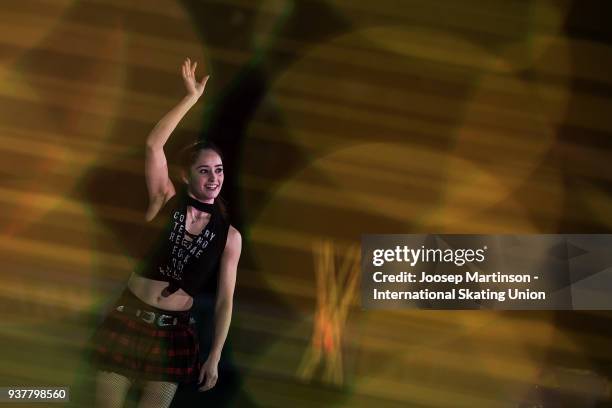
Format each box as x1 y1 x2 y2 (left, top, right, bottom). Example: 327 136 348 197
207 349 221 363
183 93 199 105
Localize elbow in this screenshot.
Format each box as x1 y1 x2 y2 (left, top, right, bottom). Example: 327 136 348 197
145 141 162 152
145 126 169 151
215 297 233 313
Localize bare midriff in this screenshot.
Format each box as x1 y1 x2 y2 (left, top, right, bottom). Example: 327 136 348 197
127 273 194 311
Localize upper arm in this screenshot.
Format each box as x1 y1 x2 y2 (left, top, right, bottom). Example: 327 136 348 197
216 226 242 303
144 146 176 220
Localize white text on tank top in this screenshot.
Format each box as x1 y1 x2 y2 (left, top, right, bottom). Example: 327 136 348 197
158 209 217 280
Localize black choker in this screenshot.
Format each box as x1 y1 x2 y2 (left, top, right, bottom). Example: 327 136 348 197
186 195 214 213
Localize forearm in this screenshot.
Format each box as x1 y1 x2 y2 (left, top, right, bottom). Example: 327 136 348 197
208 299 233 362
146 94 199 149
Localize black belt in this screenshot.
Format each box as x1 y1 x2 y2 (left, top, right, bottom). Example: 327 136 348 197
115 304 195 327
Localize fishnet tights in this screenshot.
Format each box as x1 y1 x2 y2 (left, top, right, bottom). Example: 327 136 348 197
95 370 178 408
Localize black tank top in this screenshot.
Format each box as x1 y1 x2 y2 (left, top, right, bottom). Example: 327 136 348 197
134 190 230 297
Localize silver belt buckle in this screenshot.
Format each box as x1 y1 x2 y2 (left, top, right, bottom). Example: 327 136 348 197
157 314 178 327
138 310 156 324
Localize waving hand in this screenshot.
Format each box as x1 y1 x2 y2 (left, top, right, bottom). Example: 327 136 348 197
182 57 209 99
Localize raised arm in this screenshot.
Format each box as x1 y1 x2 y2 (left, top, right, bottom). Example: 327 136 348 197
198 226 242 391
144 57 210 221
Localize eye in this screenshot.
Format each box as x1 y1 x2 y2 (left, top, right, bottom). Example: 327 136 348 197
199 169 208 174
215 168 223 174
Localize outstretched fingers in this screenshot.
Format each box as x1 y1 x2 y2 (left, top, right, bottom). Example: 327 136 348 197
183 58 194 78
181 57 208 97
181 59 188 78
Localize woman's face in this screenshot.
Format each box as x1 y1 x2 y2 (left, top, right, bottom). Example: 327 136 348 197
185 149 224 202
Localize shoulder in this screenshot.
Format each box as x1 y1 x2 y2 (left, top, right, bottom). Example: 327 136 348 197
223 225 241 254
225 225 242 249
220 225 242 266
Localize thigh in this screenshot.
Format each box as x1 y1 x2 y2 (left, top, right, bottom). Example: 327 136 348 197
95 370 132 408
136 380 178 408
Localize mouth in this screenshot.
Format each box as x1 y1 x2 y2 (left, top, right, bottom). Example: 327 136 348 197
205 184 219 191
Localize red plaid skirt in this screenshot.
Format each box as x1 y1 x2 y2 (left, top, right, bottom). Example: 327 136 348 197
89 287 200 384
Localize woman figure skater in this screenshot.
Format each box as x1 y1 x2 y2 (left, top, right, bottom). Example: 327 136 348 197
90 57 242 408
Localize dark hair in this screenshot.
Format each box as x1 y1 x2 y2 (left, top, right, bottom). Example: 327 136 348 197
178 140 228 219
179 140 224 171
